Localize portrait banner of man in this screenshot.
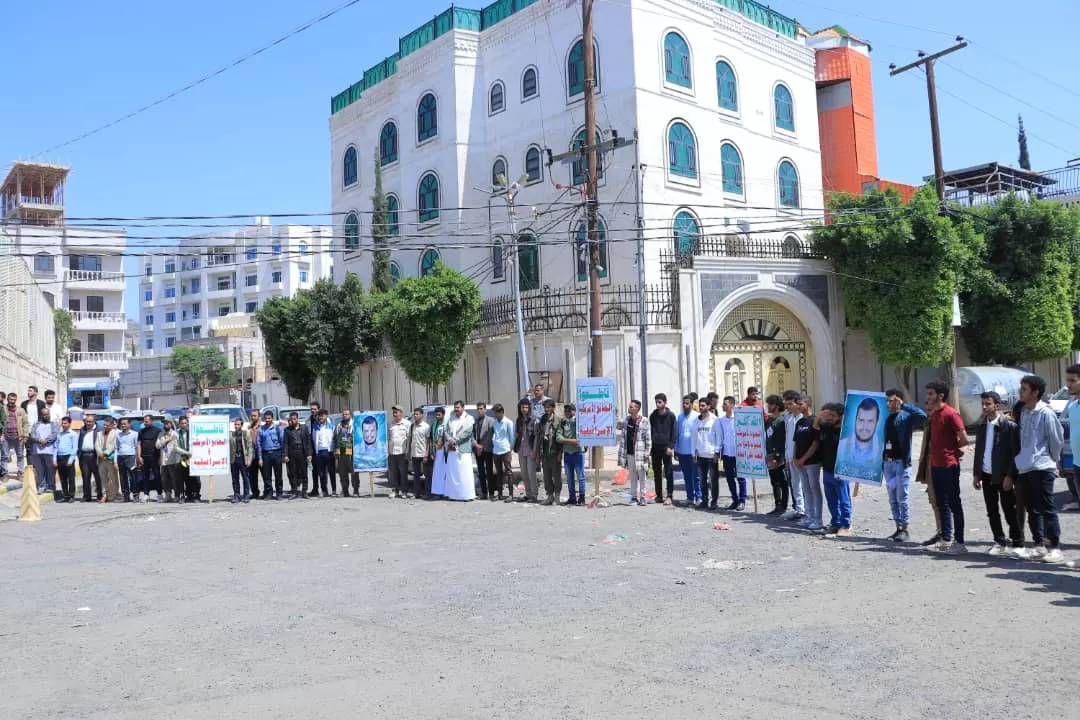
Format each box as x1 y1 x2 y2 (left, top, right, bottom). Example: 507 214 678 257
835 390 887 486
352 411 388 473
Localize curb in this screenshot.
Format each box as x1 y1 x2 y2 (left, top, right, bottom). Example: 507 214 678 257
0 480 55 504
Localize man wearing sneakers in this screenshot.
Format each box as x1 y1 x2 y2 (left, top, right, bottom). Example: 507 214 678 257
972 391 1023 555
780 390 805 522
1015 375 1067 563
882 388 927 543
925 381 970 555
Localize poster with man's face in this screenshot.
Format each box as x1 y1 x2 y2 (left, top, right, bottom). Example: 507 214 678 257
352 411 387 472
834 390 887 485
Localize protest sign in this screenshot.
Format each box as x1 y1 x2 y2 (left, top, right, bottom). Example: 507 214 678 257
353 411 388 473
835 390 887 486
734 406 768 480
188 415 230 474
575 378 617 447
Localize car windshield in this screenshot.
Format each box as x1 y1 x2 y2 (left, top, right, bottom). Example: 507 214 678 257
200 407 235 415
292 409 312 424
129 419 165 432
1052 387 1069 401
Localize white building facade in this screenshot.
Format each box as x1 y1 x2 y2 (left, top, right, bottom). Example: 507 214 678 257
2 162 128 407
138 220 332 355
329 0 842 413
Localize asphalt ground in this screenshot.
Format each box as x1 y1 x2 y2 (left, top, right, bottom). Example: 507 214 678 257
1 445 1077 720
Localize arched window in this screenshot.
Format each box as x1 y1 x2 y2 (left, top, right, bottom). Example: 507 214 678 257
525 146 542 183
517 232 540 291
720 142 743 194
491 237 505 281
574 219 609 282
492 157 507 188
663 31 691 88
343 146 358 187
778 160 800 208
774 84 794 131
667 121 697 179
299 242 309 255
379 122 398 166
389 262 402 286
571 129 605 185
716 61 738 111
782 234 804 258
386 194 400 236
673 210 700 257
522 67 538 99
489 81 505 114
724 358 746 399
418 172 440 222
344 213 360 250
567 38 600 98
420 248 440 276
417 93 438 142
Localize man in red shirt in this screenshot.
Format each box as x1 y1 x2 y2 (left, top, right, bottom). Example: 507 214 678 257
925 381 970 554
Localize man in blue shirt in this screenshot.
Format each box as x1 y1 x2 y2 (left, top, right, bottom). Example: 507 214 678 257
256 411 285 500
1061 364 1080 511
882 389 928 543
116 417 139 502
675 394 699 507
491 403 516 501
55 416 78 502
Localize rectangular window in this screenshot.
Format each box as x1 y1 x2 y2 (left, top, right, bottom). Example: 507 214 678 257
87 333 105 352
145 339 154 350
144 290 152 302
245 274 257 287
165 286 176 299
246 247 258 261
181 309 188 321
68 299 81 312
86 296 104 313
191 278 200 293
217 276 232 291
34 254 55 274
300 270 309 283
165 336 175 349
165 311 176 323
164 262 176 273
272 271 282 284
144 314 153 325
192 326 201 339
191 303 201 320
181 327 194 341
144 265 152 277
245 301 257 313
272 243 281 256
217 304 230 317
70 255 103 272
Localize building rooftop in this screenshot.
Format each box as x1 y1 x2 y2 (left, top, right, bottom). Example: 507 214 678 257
330 0 800 115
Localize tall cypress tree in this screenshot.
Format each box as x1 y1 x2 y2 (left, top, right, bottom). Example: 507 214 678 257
1018 114 1032 170
370 152 392 293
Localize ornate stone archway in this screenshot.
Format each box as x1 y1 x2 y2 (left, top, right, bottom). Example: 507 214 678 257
710 300 813 400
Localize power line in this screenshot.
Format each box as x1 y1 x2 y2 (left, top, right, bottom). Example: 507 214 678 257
938 60 1080 133
31 0 364 158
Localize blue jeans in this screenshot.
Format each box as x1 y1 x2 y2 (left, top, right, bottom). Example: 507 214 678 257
883 460 911 525
678 453 699 502
931 464 964 543
563 452 586 497
822 470 852 529
722 455 746 503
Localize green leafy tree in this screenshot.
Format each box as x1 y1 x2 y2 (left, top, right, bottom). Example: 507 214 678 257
305 274 382 398
53 308 73 381
375 263 481 399
167 345 236 405
256 295 318 402
1018 114 1032 170
370 152 393 294
811 186 982 398
960 195 1077 364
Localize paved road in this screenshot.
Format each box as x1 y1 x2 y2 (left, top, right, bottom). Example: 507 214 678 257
2 450 1077 719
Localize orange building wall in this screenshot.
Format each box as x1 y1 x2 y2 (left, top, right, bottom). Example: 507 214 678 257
816 46 880 197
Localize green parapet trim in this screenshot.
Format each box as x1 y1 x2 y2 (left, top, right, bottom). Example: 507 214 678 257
455 7 481 30
435 6 455 35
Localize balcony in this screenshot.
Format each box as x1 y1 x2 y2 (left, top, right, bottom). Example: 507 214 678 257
206 284 235 299
69 351 129 372
68 310 126 330
64 268 125 290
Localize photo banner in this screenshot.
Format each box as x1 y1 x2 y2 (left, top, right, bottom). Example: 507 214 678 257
835 390 887 486
353 411 388 473
188 416 230 474
576 377 617 447
734 406 768 480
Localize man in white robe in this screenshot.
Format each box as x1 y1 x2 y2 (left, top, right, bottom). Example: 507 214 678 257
444 401 476 501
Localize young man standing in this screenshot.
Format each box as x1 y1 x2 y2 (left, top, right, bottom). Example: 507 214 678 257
764 395 789 516
514 399 539 503
818 403 850 537
924 381 970 554
675 394 699 507
311 410 335 497
648 393 677 505
335 409 359 497
535 399 563 505
136 414 163 502
472 402 495 500
55 416 77 502
529 384 551 421
694 401 721 511
1061 364 1080 511
781 390 805 521
257 411 285 500
115 417 139 502
388 405 411 499
43 390 63 425
972 391 1023 555
177 416 193 501
407 408 430 499
229 416 254 503
717 396 746 511
557 403 586 506
491 403 516 502
792 396 823 531
96 416 120 502
882 389 927 542
284 411 313 498
617 400 651 505
1015 374 1067 563
3 392 27 480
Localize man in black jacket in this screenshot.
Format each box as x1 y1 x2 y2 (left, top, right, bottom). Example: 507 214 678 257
77 412 102 501
972 391 1024 555
649 393 677 505
284 412 313 498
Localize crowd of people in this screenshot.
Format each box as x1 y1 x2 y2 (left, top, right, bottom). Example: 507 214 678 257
3 372 1075 564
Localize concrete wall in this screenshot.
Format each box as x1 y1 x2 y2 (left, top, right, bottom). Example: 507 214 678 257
0 244 60 397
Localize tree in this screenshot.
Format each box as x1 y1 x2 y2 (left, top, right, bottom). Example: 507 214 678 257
959 195 1078 364
256 295 318 403
811 186 982 398
167 345 236 405
53 308 73 382
305 274 382 398
375 263 481 398
1018 114 1032 170
370 152 393 294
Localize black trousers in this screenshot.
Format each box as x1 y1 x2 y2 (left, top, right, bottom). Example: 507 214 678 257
56 455 75 499
651 448 674 501
388 454 409 493
248 457 262 497
184 466 200 500
118 456 137 498
494 452 514 497
78 452 101 500
414 457 431 496
769 465 790 511
287 451 308 491
260 451 284 494
982 480 1022 546
140 459 162 494
698 457 719 506
231 459 252 498
336 453 359 494
475 450 495 497
313 450 333 493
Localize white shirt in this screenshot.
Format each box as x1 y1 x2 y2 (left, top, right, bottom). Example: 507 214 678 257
313 424 334 453
387 419 410 456
81 430 95 452
694 415 722 457
48 402 64 422
982 417 996 475
25 401 38 425
783 411 801 462
717 415 737 457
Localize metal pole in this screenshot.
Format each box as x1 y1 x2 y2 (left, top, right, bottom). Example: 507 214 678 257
925 60 946 201
506 198 531 394
634 129 647 405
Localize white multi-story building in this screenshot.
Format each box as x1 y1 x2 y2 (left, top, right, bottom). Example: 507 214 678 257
329 0 844 413
137 219 332 355
2 161 128 407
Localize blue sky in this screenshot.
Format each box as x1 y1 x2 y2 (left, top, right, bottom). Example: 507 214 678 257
2 0 1076 317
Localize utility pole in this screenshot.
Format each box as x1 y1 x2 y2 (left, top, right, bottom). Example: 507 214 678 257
890 37 967 402
489 177 531 395
633 129 647 405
